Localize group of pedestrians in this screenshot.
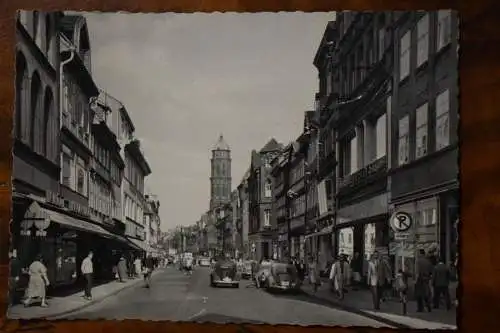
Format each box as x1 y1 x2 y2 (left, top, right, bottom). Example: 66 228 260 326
300 249 455 316
9 248 159 308
114 254 156 287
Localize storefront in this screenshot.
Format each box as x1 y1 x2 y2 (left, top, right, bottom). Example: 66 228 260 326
15 199 121 287
390 189 459 276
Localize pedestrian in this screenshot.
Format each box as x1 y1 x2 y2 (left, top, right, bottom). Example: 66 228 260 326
134 256 142 278
395 268 411 315
415 249 433 312
329 255 349 300
297 259 306 283
23 254 49 308
432 258 452 310
81 251 94 300
350 252 363 290
380 255 393 302
117 256 127 282
367 251 390 310
9 249 22 305
143 255 155 288
308 256 321 293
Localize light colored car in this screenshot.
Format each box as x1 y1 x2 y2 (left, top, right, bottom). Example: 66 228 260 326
210 260 240 288
198 257 211 267
264 262 302 293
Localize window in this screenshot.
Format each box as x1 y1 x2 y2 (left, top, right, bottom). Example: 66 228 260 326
437 10 452 51
436 90 450 150
263 209 271 227
378 28 385 61
398 115 410 165
264 181 272 198
62 154 72 186
375 113 387 159
77 169 84 193
417 14 429 67
416 103 429 158
326 63 332 96
350 135 358 174
399 31 411 81
418 208 437 226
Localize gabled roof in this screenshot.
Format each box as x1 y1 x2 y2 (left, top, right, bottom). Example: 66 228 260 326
259 138 282 153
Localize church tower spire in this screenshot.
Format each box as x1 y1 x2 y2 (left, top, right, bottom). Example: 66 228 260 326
210 134 232 210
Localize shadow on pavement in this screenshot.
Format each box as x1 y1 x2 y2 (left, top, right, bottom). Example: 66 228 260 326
192 312 265 325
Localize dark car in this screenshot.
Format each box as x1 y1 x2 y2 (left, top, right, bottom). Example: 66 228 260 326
210 259 240 288
260 262 302 293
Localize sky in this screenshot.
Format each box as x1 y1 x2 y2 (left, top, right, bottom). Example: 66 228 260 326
82 12 335 231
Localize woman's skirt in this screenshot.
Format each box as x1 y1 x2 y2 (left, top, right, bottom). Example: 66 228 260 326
25 276 46 299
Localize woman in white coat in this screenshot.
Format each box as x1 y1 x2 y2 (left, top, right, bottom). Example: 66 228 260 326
329 255 350 300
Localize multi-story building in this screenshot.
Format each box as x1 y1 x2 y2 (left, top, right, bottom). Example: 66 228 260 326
236 169 251 258
310 22 339 266
123 139 152 247
210 134 232 210
230 189 241 257
320 12 393 263
270 144 291 260
247 139 282 261
12 10 66 285
389 11 459 274
89 93 125 234
144 194 161 256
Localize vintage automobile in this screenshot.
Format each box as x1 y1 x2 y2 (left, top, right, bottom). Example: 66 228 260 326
258 262 302 293
239 260 256 279
210 259 240 288
198 256 211 267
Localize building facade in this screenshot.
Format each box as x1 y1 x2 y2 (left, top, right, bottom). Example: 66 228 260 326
389 11 459 274
236 169 251 258
247 139 282 261
319 12 392 264
13 10 65 285
144 194 161 256
230 189 241 257
210 134 232 210
123 139 152 247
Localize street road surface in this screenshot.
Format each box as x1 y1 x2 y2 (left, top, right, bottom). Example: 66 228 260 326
61 266 391 327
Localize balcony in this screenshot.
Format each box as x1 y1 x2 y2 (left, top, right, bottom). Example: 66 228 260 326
62 112 90 147
338 155 388 191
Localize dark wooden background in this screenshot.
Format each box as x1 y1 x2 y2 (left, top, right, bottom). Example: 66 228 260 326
0 0 498 332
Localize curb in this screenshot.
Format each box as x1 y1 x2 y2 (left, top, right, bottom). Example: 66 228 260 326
297 289 413 329
42 270 164 320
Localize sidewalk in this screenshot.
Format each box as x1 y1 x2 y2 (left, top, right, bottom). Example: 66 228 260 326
7 269 164 320
301 279 457 330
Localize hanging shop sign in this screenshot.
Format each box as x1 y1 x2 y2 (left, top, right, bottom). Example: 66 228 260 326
46 191 90 218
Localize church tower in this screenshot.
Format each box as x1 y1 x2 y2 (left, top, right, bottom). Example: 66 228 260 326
210 134 232 210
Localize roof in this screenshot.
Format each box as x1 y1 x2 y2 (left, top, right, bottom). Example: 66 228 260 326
313 20 338 69
259 138 282 153
59 15 80 42
212 134 230 151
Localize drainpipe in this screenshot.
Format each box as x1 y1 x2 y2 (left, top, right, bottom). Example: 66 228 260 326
59 47 76 184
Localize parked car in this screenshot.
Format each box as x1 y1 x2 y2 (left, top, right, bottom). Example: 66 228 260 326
240 260 256 279
260 262 302 293
210 259 240 288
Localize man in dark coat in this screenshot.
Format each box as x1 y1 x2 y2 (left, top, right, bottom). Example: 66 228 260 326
415 249 433 312
144 255 155 288
432 259 452 310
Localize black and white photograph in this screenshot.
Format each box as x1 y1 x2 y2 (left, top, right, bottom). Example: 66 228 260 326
8 10 458 329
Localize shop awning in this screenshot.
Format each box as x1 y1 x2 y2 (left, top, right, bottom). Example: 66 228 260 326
126 236 148 252
23 202 115 239
305 225 333 239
